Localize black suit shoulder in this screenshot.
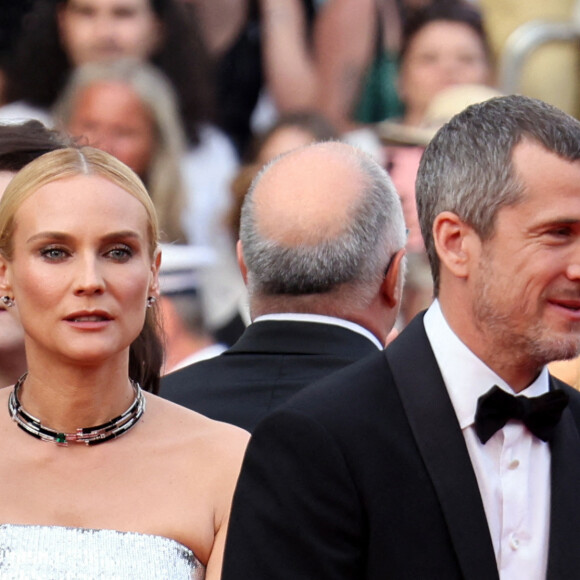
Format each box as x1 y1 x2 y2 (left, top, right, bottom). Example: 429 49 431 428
554 376 580 410
160 320 379 431
223 316 502 579
277 348 394 432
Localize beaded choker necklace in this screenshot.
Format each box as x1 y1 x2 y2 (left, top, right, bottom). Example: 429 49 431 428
8 374 146 446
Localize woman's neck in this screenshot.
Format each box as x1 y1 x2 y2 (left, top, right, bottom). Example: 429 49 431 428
19 356 135 433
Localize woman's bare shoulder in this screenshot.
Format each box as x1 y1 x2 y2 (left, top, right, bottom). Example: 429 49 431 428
143 393 249 460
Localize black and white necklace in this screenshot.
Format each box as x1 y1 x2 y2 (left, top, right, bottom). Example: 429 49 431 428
8 373 146 446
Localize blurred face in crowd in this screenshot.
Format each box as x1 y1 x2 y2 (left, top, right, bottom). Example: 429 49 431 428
398 20 490 125
66 81 155 178
0 172 12 195
58 0 164 65
0 171 25 357
257 127 320 166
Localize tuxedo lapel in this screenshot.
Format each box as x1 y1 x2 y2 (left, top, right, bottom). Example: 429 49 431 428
386 315 499 580
547 382 580 579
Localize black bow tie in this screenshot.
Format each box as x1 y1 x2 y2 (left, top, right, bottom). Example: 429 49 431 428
474 385 569 444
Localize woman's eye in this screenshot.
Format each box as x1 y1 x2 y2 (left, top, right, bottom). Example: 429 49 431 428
106 246 133 261
40 247 68 260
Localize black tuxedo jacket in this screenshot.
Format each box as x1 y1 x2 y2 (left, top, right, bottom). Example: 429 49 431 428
222 314 580 579
160 319 379 431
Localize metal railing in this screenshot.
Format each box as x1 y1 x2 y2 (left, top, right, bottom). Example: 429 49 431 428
499 13 580 95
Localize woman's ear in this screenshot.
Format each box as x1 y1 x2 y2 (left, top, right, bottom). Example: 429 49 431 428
148 248 162 299
0 254 12 296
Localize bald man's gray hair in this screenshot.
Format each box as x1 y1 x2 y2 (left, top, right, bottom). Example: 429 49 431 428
240 145 406 304
417 94 580 295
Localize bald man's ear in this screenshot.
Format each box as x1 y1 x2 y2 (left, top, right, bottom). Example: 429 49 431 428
236 240 248 285
380 248 406 308
432 211 475 281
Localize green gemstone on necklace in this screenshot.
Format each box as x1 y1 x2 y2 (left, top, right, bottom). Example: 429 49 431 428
8 374 145 446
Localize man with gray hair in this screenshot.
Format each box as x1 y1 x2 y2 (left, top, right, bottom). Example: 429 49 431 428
222 95 580 579
160 141 407 431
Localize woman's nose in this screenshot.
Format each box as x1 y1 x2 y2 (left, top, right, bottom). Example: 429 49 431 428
73 255 105 296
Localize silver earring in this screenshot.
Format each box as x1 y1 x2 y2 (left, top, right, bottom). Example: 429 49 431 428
146 296 157 308
1 296 14 308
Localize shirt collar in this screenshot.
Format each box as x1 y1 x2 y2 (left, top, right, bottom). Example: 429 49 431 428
253 313 383 350
423 300 550 430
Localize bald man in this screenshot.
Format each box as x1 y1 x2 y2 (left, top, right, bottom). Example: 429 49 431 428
160 141 407 431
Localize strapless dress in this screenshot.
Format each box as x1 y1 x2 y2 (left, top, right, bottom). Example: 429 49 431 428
0 523 205 579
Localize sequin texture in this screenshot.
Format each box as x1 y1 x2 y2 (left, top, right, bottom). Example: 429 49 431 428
0 524 205 579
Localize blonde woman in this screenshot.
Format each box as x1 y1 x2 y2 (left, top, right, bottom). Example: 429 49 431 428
0 147 248 578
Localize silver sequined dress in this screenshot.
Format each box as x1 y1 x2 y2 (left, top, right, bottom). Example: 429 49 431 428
0 523 205 579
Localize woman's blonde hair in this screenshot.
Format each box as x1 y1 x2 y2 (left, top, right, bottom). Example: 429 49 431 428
0 146 160 259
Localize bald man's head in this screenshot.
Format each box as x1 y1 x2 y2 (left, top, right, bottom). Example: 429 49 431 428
252 143 365 247
239 141 406 314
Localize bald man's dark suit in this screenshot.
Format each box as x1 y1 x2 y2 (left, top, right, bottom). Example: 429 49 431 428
160 319 380 431
222 313 580 579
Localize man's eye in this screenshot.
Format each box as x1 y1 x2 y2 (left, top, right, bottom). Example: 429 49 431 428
550 227 573 237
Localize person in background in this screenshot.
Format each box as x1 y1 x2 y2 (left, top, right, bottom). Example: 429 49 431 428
314 0 401 132
55 59 238 249
185 0 318 156
311 0 449 132
0 146 247 577
396 1 493 129
158 244 226 375
222 95 580 579
386 85 502 327
0 1 34 106
387 0 492 240
2 0 214 146
0 120 71 387
378 1 494 326
161 141 406 432
55 59 188 243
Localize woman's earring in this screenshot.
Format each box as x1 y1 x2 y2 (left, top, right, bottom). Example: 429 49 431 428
146 296 157 308
1 296 14 308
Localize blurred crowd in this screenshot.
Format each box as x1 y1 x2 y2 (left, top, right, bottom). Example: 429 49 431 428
0 0 578 364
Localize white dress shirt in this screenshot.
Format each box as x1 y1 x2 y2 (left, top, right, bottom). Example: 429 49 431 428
254 313 384 350
164 343 228 375
424 300 550 580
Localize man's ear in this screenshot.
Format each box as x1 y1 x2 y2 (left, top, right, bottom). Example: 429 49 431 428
236 240 248 285
380 248 406 308
432 211 477 281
